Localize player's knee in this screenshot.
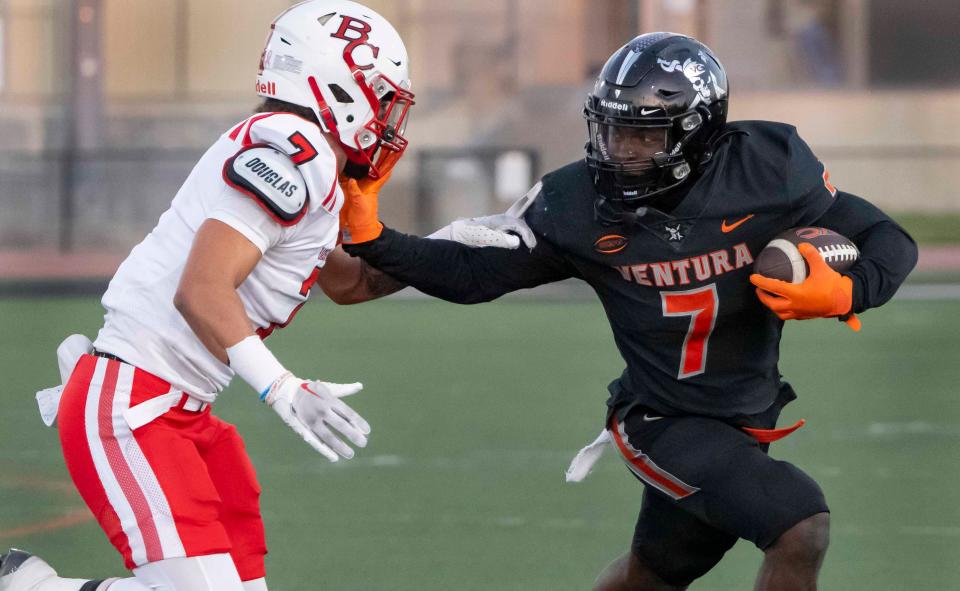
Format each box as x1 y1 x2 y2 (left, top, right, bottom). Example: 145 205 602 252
768 512 830 563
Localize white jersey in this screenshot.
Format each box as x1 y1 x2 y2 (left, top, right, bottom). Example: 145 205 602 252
95 113 342 401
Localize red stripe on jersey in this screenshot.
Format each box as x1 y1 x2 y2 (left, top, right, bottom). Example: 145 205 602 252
98 360 164 562
228 121 245 141
609 417 698 500
242 113 280 146
256 302 305 340
321 180 338 210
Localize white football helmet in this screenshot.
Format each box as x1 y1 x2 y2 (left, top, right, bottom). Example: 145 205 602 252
257 0 414 178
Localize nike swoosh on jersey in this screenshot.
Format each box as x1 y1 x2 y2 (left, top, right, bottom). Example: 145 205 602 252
642 414 664 422
721 214 755 233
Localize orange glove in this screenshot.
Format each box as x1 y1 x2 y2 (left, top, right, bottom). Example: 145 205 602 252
750 242 861 331
338 150 403 244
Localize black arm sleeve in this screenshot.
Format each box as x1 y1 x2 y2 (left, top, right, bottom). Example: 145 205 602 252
812 191 918 313
342 227 577 304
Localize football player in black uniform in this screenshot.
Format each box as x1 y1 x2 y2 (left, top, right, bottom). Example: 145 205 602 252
334 34 918 590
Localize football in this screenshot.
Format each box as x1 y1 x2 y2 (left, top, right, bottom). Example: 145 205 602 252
754 227 859 283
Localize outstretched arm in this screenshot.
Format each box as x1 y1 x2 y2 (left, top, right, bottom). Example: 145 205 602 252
317 209 544 305
343 226 576 304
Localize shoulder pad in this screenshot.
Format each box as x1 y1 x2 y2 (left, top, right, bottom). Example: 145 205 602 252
505 181 542 218
223 144 309 226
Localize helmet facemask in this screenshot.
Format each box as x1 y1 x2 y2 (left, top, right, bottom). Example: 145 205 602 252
585 107 706 206
351 74 415 179
310 69 415 180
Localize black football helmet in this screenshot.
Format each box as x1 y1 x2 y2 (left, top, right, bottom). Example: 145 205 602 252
584 33 729 218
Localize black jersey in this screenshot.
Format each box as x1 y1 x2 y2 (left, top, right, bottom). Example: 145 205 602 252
345 120 917 418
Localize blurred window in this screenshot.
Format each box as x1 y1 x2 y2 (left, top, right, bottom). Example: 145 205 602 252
767 0 846 87
869 0 960 87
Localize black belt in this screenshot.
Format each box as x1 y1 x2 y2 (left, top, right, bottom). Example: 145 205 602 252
93 349 127 364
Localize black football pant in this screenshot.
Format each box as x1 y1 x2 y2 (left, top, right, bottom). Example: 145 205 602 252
611 386 828 586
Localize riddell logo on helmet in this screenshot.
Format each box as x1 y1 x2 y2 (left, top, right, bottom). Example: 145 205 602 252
599 99 629 111
256 80 277 95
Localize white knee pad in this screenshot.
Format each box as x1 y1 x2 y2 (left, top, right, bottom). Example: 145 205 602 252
113 554 245 591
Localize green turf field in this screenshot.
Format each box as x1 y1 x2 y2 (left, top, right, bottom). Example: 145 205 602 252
1 296 959 590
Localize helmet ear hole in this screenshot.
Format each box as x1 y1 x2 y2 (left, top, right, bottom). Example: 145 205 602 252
680 113 702 131
328 84 354 103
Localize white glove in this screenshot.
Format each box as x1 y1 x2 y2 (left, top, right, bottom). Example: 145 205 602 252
428 182 540 249
262 372 370 462
428 215 537 250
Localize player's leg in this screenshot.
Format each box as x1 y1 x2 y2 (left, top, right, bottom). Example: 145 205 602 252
25 554 250 591
608 409 829 588
593 486 738 590
199 419 268 587
594 552 681 591
55 357 239 588
239 579 268 591
124 554 244 591
0 549 259 591
753 512 829 591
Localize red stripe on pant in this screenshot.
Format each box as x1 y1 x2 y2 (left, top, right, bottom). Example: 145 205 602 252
609 417 699 500
59 357 136 565
98 360 165 563
61 355 265 575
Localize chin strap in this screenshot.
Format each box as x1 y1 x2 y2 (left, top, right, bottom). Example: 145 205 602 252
697 128 749 171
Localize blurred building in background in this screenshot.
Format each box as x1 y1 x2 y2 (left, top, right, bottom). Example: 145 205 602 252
0 0 958 263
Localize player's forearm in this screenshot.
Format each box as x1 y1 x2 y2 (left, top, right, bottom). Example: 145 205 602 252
174 281 255 364
316 247 406 304
814 192 918 312
845 221 917 312
343 227 515 304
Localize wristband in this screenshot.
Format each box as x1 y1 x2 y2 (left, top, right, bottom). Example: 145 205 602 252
226 335 287 397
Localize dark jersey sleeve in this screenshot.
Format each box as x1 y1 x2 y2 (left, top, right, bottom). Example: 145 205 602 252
786 129 838 227
812 191 918 313
341 206 577 304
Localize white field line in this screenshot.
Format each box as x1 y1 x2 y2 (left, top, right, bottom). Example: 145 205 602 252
895 283 960 300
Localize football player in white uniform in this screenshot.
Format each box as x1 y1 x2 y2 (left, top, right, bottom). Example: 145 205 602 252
0 1 528 590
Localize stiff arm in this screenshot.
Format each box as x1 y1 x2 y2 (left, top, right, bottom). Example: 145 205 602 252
319 187 543 304
342 190 577 304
